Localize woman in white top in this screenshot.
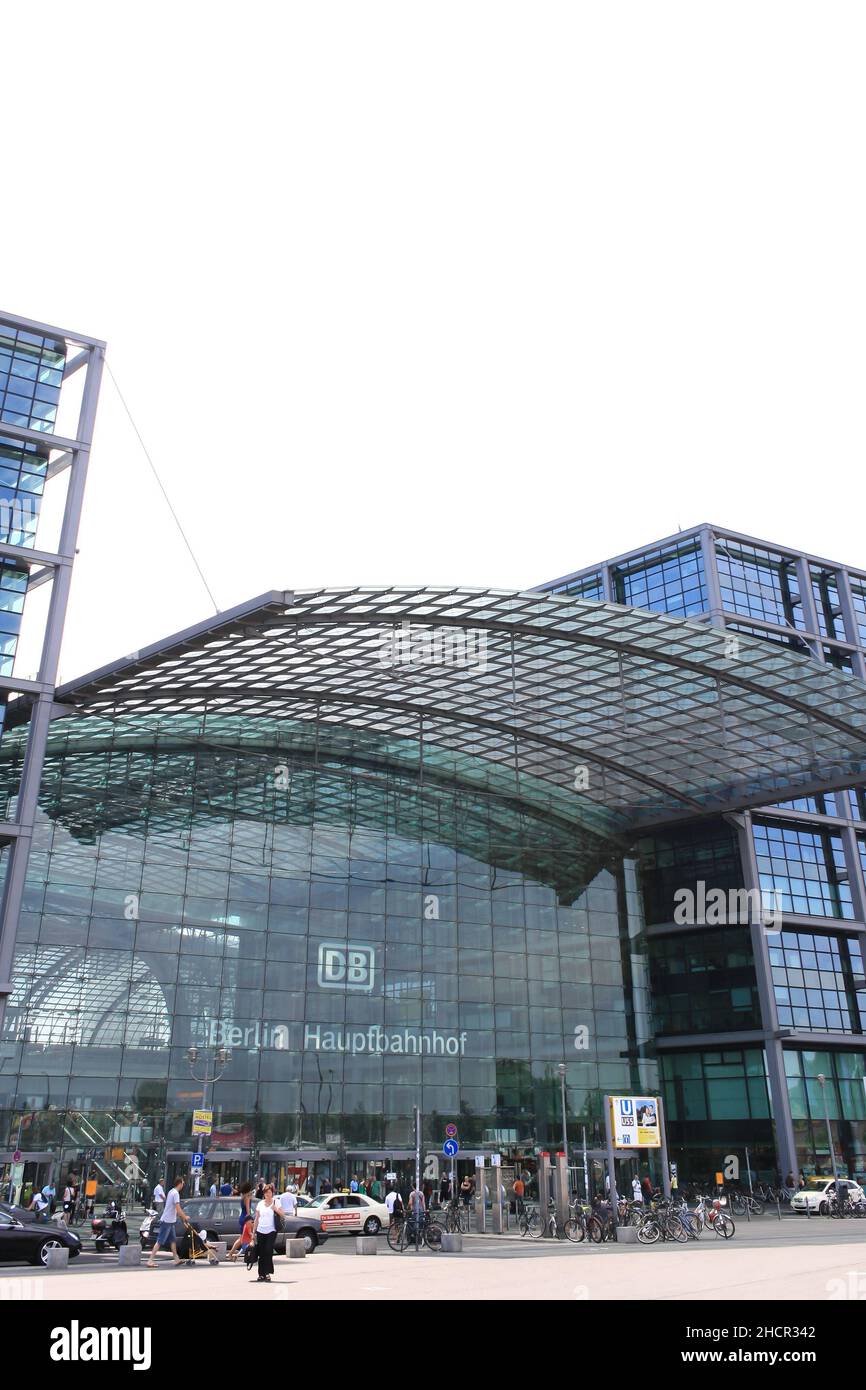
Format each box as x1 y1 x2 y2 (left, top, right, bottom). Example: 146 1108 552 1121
251 1184 286 1282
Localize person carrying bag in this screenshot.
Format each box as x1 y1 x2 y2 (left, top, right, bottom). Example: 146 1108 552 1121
251 1184 285 1283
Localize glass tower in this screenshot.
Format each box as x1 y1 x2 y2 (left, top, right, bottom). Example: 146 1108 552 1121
541 525 866 1184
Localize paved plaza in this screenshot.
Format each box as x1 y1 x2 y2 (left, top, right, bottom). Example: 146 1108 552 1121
3 1223 865 1302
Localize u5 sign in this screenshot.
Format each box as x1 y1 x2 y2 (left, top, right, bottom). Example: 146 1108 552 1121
610 1095 661 1149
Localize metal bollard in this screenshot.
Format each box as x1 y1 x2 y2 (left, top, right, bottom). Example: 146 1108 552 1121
776 1197 781 1222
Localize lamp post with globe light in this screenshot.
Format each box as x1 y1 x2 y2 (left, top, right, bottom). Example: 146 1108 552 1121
186 1046 231 1194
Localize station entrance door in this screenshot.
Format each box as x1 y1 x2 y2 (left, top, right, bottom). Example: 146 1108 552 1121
0 1150 55 1208
345 1150 417 1196
258 1150 337 1197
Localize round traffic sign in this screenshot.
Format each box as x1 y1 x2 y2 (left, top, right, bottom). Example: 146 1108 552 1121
443 1139 458 1157
445 1123 458 1139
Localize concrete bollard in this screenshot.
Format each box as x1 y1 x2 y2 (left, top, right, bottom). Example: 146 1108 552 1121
355 1236 378 1255
441 1234 463 1253
212 1242 227 1262
616 1225 639 1243
45 1247 69 1270
118 1243 142 1266
286 1239 307 1259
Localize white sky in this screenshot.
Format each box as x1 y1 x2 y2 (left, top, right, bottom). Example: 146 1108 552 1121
5 1 865 684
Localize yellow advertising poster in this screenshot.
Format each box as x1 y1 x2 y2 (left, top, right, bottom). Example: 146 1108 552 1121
192 1109 213 1136
610 1095 661 1149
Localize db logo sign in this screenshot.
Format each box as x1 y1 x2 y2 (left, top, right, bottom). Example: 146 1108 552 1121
317 942 375 992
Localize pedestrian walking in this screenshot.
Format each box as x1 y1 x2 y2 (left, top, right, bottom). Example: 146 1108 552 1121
61 1180 75 1227
147 1178 186 1267
251 1184 285 1283
385 1187 403 1222
237 1180 253 1238
407 1183 426 1244
152 1177 166 1214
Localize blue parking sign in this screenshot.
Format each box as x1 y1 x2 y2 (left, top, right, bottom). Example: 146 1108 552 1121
191 1152 205 1169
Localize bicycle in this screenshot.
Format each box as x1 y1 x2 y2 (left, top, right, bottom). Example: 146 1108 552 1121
444 1201 469 1234
390 1209 443 1252
729 1189 764 1216
587 1203 617 1243
695 1195 735 1238
518 1203 544 1239
564 1202 590 1243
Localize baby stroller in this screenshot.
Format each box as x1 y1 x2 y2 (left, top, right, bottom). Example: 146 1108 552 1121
183 1222 218 1265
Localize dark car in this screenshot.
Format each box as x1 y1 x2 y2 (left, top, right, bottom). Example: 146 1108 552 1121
0 1208 82 1265
139 1197 328 1255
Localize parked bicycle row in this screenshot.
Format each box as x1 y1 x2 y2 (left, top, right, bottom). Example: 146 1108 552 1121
518 1193 736 1243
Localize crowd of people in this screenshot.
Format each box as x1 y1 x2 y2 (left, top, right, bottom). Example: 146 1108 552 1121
12 1174 86 1225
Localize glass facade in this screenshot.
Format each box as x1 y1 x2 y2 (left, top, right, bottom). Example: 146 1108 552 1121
0 324 64 744
661 1049 774 1181
771 930 864 1034
637 820 743 927
715 539 805 629
649 929 759 1036
785 1049 866 1182
612 538 705 619
810 566 845 641
539 525 866 1182
3 520 866 1195
752 819 854 920
0 712 656 1189
546 571 604 601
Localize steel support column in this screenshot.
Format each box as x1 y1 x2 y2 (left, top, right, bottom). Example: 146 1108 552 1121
0 313 104 1022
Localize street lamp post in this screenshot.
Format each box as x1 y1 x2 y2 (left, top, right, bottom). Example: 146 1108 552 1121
557 1063 569 1173
816 1074 839 1185
186 1046 231 1195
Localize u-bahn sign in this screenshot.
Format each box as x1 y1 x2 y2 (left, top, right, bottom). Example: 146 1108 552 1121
610 1096 661 1149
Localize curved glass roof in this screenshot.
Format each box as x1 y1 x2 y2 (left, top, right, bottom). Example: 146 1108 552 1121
35 585 866 832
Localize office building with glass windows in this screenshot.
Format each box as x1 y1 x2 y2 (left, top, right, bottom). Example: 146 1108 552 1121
541 524 866 1187
2 513 866 1202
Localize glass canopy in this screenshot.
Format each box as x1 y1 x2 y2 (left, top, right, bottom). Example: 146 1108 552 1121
22 585 866 833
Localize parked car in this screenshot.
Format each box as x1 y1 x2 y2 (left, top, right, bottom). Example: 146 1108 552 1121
139 1197 328 1254
791 1178 866 1214
0 1209 82 1265
305 1191 390 1235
